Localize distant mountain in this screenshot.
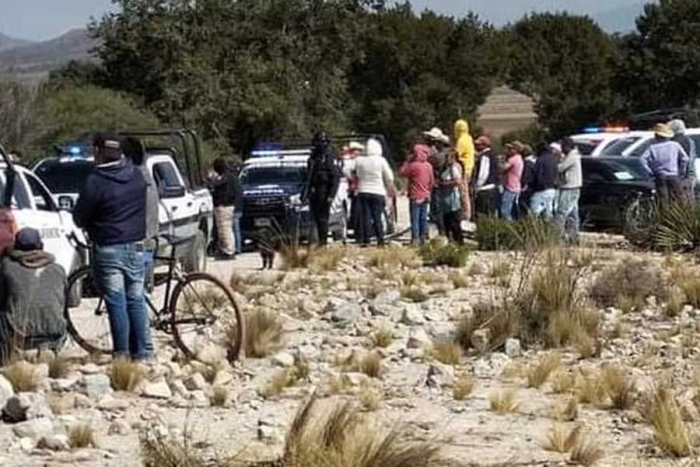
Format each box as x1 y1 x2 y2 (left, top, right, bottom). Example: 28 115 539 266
0 32 32 53
0 29 97 78
592 3 646 33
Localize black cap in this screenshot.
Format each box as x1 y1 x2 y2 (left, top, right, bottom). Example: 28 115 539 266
15 228 43 252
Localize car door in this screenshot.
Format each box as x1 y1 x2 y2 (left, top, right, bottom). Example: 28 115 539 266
21 171 77 273
148 155 199 239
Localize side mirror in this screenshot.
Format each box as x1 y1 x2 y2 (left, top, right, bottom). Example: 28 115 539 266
161 185 186 199
58 196 75 211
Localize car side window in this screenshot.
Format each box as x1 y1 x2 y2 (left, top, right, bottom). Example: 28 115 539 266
630 140 653 158
152 162 183 196
25 173 56 212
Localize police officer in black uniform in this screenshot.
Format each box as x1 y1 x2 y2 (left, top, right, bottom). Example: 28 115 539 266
304 132 342 246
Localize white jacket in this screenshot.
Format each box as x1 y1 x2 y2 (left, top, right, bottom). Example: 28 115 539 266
355 139 394 197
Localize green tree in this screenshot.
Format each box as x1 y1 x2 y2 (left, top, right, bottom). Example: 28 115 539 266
616 0 700 113
0 80 43 153
505 13 621 137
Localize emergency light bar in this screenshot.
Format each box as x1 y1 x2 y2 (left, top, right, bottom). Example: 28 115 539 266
250 149 311 158
582 126 630 134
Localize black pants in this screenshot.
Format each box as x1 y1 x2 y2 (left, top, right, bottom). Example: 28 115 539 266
655 177 685 207
359 193 385 245
443 209 463 244
475 188 499 219
310 196 331 246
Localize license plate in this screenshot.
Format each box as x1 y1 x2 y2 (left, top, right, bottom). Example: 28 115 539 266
255 218 272 227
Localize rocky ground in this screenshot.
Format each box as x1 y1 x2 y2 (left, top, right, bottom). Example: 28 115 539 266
1 224 700 466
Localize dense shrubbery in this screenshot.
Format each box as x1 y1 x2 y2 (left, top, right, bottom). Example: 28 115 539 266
418 239 470 268
624 202 700 253
476 216 559 251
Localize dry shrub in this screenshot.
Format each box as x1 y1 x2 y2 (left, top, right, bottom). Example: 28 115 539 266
141 427 205 467
371 329 394 349
243 308 284 358
2 360 40 392
551 370 576 394
554 397 579 422
110 359 145 392
650 387 694 457
526 354 561 389
666 290 685 318
467 262 485 276
209 386 228 407
542 424 581 453
449 271 470 289
602 366 636 410
429 341 462 365
679 270 700 309
69 423 96 448
328 374 351 395
589 258 668 311
357 352 382 378
457 300 518 353
280 240 315 270
277 394 443 467
367 246 420 270
488 258 512 283
569 435 605 466
310 247 346 272
262 369 299 398
359 385 381 412
400 287 429 303
418 241 470 268
48 354 71 379
453 376 475 401
490 389 520 414
575 370 606 406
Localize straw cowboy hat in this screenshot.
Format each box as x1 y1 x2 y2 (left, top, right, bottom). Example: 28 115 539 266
654 123 674 139
423 127 450 145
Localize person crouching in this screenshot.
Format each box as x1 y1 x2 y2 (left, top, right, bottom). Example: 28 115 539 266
0 228 67 363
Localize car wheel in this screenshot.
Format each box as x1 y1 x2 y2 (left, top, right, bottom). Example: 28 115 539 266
183 231 207 273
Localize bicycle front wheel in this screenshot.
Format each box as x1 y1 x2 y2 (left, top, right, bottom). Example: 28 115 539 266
65 267 113 355
170 273 244 362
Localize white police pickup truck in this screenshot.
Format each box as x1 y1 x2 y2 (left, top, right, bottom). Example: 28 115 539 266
33 134 213 272
0 146 83 275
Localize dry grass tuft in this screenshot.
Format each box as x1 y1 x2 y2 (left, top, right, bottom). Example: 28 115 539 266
69 423 96 448
650 386 694 457
467 262 485 276
110 359 146 392
551 370 576 394
542 424 582 453
400 287 430 303
569 434 605 466
2 361 40 392
429 341 462 365
140 428 205 467
590 257 668 311
243 308 284 358
310 247 346 272
367 246 421 270
328 374 351 395
371 329 394 349
449 271 470 289
48 354 71 379
602 366 636 410
359 385 381 412
526 354 561 389
554 397 579 422
490 389 520 414
453 376 475 401
575 370 606 406
262 369 299 399
209 386 228 407
357 351 383 378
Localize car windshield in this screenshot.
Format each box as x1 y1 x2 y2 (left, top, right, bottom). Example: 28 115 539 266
240 166 307 185
600 136 643 156
35 161 94 193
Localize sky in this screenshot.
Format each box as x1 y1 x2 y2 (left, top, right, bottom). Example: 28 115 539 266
0 0 646 41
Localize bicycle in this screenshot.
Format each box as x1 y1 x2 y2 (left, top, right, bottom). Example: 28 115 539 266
64 233 244 361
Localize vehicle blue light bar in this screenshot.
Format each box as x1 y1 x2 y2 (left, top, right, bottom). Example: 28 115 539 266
69 146 81 155
583 126 629 134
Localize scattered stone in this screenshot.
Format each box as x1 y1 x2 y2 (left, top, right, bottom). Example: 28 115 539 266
427 363 454 388
325 298 362 327
407 328 432 349
183 373 206 391
50 378 78 393
3 393 52 423
78 374 112 399
470 329 490 353
19 437 36 451
504 338 522 358
73 394 93 409
212 371 234 387
38 434 70 451
401 305 426 326
108 420 131 436
0 374 14 408
170 380 188 396
78 363 103 375
271 352 295 368
162 362 182 379
143 380 173 400
473 353 511 379
344 372 367 386
12 417 53 439
97 394 129 411
197 345 227 366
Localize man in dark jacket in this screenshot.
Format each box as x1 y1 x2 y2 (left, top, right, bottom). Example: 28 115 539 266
669 119 697 200
73 133 150 361
230 166 244 255
528 142 559 220
304 131 341 246
0 229 67 363
210 158 236 259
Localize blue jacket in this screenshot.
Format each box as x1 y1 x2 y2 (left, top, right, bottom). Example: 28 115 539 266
640 139 690 179
73 159 147 246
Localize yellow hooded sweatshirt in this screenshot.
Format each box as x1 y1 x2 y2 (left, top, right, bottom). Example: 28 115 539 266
454 119 475 177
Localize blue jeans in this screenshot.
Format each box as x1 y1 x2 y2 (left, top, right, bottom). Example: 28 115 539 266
232 209 243 254
410 200 429 244
359 193 385 245
555 189 581 244
500 190 519 221
529 189 557 220
92 243 150 361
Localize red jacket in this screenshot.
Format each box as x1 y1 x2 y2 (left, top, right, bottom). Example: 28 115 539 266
400 144 435 203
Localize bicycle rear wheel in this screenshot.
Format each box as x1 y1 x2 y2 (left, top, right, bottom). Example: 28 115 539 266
65 267 113 355
169 273 244 362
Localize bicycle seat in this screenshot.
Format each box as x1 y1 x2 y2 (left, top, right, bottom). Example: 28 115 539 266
159 234 195 247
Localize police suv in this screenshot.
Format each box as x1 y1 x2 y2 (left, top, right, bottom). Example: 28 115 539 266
33 133 213 272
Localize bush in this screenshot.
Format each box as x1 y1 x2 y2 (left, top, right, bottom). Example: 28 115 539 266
626 201 700 253
590 258 668 311
418 240 470 267
476 216 558 251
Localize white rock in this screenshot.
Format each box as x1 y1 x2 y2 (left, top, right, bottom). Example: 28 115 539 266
183 373 206 391
3 393 52 422
38 434 70 451
162 362 182 379
19 437 36 451
170 380 188 396
401 305 426 325
79 374 112 398
504 338 522 358
108 420 130 436
0 374 14 407
78 363 103 375
12 417 53 439
50 378 78 392
212 371 234 387
470 329 490 352
97 394 129 411
427 363 454 388
143 380 172 400
406 328 432 349
272 352 295 368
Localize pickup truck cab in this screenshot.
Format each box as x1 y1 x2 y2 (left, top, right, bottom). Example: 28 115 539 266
33 137 213 272
0 151 83 276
